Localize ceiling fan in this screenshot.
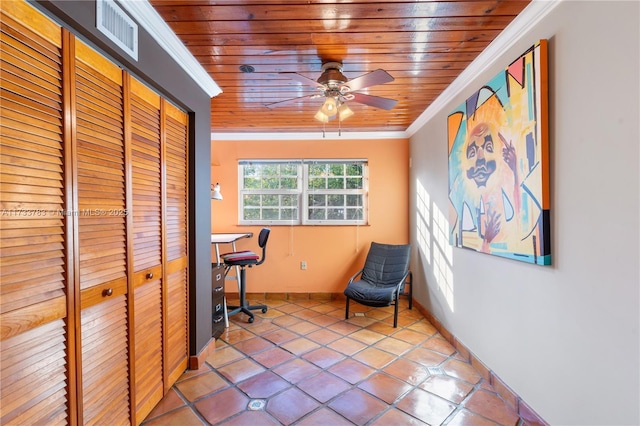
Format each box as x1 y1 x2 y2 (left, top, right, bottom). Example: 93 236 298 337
266 62 398 123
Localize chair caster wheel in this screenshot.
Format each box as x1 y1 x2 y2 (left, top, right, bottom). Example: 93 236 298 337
248 317 254 323
262 308 268 313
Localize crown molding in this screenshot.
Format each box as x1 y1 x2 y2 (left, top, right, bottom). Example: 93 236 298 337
405 0 562 137
118 0 222 98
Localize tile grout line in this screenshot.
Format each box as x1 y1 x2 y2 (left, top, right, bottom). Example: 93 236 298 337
147 299 521 425
230 307 463 423
220 306 475 424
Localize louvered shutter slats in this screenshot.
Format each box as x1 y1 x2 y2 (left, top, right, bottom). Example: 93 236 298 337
162 101 189 386
74 39 130 425
133 280 163 421
75 45 127 289
0 320 67 425
0 26 67 426
129 77 165 422
1 3 191 424
165 268 188 383
131 79 161 271
165 110 188 262
80 296 129 426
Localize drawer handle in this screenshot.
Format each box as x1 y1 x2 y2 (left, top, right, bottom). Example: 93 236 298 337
102 288 113 297
216 273 222 281
146 272 153 279
214 286 223 293
213 316 224 324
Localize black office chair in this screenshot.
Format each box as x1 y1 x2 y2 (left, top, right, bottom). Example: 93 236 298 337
344 242 412 328
221 228 270 323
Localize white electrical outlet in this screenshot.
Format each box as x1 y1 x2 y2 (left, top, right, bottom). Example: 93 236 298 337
301 261 307 270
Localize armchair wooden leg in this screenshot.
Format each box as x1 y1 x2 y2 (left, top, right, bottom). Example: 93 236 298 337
393 296 399 328
408 271 413 310
345 297 350 320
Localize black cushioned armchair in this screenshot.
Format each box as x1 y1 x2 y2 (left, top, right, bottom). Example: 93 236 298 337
344 242 412 328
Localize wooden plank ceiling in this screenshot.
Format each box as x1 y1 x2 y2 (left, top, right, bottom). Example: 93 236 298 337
149 1 531 135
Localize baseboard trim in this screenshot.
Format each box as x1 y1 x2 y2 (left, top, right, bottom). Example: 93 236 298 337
411 300 548 426
189 336 216 370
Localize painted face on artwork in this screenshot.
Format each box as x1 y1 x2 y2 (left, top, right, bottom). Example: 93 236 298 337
465 123 497 188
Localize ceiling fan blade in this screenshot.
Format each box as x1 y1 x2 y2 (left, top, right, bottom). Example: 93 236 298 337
279 72 324 89
350 93 398 110
265 94 321 108
343 69 394 92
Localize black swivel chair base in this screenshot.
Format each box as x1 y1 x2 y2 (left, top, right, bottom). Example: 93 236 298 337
226 265 267 323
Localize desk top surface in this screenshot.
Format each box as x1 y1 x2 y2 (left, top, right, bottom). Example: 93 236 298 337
211 233 253 244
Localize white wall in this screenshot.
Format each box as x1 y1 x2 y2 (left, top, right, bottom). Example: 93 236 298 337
409 1 639 424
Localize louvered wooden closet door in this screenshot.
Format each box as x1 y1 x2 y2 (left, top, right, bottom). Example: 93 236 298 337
74 40 130 425
1 3 192 424
0 2 70 424
129 76 164 424
163 101 189 385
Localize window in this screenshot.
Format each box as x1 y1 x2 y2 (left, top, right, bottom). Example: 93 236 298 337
239 159 368 225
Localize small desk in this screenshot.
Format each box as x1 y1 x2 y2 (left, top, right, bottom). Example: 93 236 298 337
211 232 253 327
211 233 253 265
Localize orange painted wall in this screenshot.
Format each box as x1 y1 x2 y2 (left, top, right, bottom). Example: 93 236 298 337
210 138 410 294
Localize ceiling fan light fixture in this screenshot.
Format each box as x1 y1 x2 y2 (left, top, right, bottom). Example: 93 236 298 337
317 62 347 86
320 96 338 116
269 61 397 126
314 110 331 123
338 103 354 121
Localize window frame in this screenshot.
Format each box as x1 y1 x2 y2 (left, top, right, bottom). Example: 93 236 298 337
238 159 369 226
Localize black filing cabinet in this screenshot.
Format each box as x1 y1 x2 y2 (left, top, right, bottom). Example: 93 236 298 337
212 264 225 338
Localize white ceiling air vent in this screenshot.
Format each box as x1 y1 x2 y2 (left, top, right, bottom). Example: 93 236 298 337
96 0 138 61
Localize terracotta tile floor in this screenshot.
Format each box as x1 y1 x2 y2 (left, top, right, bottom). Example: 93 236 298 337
142 297 521 425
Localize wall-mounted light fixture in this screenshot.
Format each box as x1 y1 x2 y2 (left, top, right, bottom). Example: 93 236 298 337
211 183 223 200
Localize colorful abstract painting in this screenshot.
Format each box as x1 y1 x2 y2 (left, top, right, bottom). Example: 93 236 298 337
448 40 550 265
